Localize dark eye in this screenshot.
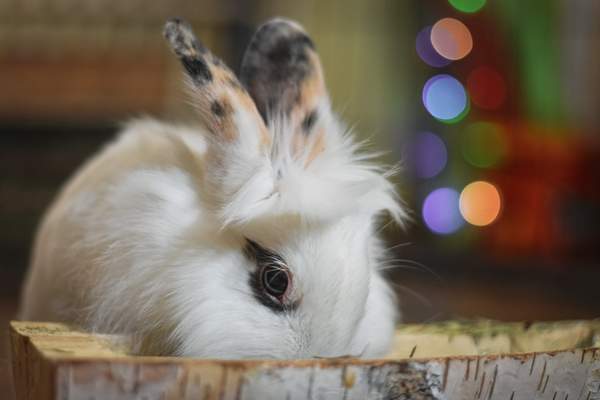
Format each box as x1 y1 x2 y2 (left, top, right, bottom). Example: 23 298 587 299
261 264 289 298
245 239 296 311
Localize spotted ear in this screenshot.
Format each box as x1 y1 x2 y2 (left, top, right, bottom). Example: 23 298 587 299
240 18 329 160
165 19 278 224
164 18 269 147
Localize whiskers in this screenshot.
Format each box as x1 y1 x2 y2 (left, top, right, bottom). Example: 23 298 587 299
384 242 413 251
389 281 433 308
378 249 445 311
377 258 444 284
375 218 396 235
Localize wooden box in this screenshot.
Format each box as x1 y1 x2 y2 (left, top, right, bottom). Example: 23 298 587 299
10 320 600 399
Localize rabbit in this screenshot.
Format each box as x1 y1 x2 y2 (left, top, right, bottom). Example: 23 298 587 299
18 17 407 359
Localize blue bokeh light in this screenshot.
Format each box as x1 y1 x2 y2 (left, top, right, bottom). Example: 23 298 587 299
422 74 468 121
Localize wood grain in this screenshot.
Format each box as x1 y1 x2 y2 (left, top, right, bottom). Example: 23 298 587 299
9 320 600 399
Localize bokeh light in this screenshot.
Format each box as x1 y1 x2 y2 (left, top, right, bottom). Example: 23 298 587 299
448 0 487 13
467 66 507 110
416 26 452 68
422 188 465 234
431 18 473 61
407 132 448 178
460 121 507 168
439 97 471 125
459 181 502 226
423 74 468 121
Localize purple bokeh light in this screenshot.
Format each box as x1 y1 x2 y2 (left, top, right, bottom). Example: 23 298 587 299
416 26 452 68
407 132 448 178
422 187 465 234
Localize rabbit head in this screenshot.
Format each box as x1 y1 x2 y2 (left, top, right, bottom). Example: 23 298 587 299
162 18 406 358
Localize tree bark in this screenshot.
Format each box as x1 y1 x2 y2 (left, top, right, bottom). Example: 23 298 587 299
10 320 600 400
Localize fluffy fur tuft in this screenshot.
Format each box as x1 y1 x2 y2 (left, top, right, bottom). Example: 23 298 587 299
19 18 407 359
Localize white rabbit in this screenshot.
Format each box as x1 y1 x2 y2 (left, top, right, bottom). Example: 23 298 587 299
18 18 406 358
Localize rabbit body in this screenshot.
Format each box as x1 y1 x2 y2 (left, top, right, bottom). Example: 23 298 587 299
19 18 404 359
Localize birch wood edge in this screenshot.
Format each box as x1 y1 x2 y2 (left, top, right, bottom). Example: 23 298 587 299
9 320 600 400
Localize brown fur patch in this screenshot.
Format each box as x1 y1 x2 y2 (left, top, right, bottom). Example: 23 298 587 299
306 128 326 165
289 52 327 162
290 52 325 126
165 18 269 146
292 126 326 165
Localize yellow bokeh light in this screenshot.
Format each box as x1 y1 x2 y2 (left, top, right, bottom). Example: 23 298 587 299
459 181 502 226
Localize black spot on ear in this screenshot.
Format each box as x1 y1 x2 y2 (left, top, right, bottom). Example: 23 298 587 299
240 21 318 122
266 34 314 79
301 110 318 134
182 57 212 83
164 18 208 56
211 100 226 117
164 18 213 84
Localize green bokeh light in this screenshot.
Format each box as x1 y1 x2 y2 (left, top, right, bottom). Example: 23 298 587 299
460 121 507 168
448 0 486 13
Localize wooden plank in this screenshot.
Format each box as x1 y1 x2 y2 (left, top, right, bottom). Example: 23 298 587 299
9 322 54 400
10 320 600 400
387 320 600 359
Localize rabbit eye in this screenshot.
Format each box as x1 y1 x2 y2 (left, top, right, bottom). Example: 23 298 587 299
261 265 289 298
244 238 296 311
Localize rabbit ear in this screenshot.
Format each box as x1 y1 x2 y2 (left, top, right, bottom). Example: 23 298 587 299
164 18 269 147
240 18 329 161
165 19 278 225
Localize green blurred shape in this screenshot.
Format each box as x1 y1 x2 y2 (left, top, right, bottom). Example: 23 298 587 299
448 0 487 13
460 121 507 168
495 0 564 129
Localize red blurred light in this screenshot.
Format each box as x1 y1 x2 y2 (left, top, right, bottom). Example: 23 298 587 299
467 66 507 110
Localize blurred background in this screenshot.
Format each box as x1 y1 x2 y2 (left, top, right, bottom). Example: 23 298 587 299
1 0 600 394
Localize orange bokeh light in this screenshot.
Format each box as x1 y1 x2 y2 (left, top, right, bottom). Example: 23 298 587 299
459 181 502 226
431 18 473 61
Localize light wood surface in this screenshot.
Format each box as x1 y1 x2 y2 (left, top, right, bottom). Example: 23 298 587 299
10 320 600 399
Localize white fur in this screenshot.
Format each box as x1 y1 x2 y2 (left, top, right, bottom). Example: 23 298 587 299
19 23 409 357
19 112 404 358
